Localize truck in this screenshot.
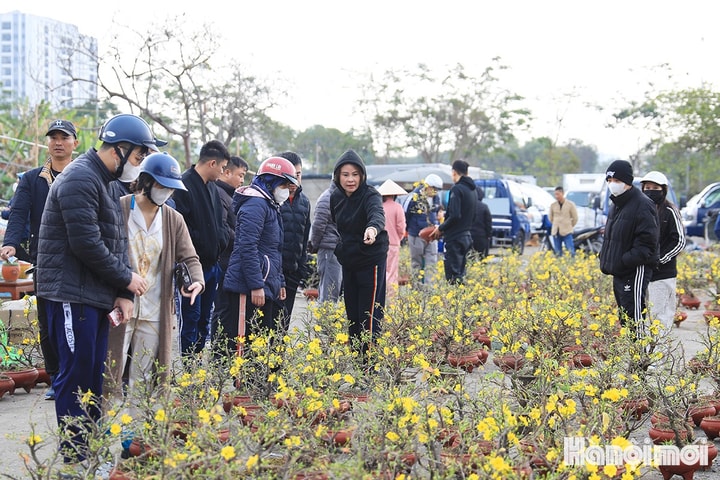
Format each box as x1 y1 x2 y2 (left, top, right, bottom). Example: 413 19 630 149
680 181 720 238
473 178 531 254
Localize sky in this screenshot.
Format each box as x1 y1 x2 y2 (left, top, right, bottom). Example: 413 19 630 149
11 0 720 161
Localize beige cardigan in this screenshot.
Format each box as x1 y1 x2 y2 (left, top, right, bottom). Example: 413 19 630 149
106 195 204 394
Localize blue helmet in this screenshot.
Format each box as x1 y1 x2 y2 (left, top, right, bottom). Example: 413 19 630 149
139 152 186 190
98 114 166 151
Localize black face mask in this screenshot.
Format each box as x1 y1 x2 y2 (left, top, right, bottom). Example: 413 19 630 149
644 189 665 205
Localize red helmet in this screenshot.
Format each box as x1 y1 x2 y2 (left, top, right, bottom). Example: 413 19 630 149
257 156 299 187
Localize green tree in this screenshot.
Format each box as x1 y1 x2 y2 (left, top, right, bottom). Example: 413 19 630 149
358 60 531 163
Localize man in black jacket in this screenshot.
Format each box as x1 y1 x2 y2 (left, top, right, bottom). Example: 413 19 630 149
277 152 311 327
36 113 154 465
599 160 659 337
1 119 78 401
470 187 493 258
430 160 476 284
173 140 231 357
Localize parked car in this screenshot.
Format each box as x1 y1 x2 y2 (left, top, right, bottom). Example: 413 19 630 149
473 178 531 254
681 181 720 238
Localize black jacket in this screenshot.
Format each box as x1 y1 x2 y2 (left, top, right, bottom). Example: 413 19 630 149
330 150 389 269
281 189 312 285
3 161 56 263
439 175 477 241
173 166 230 267
36 149 133 309
652 200 686 281
215 180 236 271
470 188 493 244
599 186 658 278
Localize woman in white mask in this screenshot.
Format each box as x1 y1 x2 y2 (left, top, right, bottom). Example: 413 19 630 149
106 152 204 424
219 156 299 363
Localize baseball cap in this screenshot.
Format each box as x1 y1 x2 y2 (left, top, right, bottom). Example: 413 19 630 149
45 120 77 138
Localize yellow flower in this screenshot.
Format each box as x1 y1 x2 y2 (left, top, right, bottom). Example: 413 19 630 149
155 409 166 422
603 464 618 477
109 423 122 435
27 434 42 446
121 414 132 425
245 453 258 468
386 431 400 442
221 445 236 461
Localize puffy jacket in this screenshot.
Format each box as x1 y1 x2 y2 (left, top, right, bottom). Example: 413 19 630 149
599 186 658 278
439 175 477 241
173 166 230 267
223 184 285 299
652 200 686 281
309 185 340 251
36 149 133 309
403 185 441 236
215 180 237 271
3 161 54 263
280 189 311 285
330 150 389 269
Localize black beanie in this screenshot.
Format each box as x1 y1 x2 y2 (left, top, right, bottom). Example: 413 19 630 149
605 160 634 186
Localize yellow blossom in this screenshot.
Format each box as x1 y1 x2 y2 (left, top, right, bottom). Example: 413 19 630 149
386 431 400 442
155 409 166 422
121 414 132 425
221 446 236 461
109 424 121 435
27 434 42 446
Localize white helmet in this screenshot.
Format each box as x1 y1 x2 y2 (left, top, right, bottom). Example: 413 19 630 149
424 174 443 189
640 171 668 186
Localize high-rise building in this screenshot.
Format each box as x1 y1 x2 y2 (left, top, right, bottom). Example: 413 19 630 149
0 11 98 110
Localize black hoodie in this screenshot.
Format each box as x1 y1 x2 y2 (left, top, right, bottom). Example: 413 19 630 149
439 175 477 241
330 150 389 269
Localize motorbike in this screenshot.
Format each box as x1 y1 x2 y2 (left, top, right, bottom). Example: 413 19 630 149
539 215 604 255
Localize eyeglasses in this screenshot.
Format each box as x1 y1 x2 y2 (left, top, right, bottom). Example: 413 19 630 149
119 147 149 163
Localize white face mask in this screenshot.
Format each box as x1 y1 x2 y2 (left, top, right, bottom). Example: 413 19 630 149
273 186 290 205
118 161 142 183
608 182 627 197
150 185 174 205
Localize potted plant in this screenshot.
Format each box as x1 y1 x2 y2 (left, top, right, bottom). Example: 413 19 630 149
0 318 39 393
302 254 320 301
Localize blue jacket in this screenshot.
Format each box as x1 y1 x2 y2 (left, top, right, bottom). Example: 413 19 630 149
36 149 133 309
403 185 441 237
223 184 285 299
3 162 56 263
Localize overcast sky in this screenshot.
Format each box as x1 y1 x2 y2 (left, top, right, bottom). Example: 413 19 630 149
12 0 720 161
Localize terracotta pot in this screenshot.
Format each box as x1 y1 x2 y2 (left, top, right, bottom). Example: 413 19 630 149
572 352 593 368
3 367 39 394
700 415 720 440
492 353 526 372
34 367 52 387
447 349 488 373
323 428 353 446
648 424 689 445
658 457 702 480
303 288 319 300
293 472 329 480
702 442 718 470
680 293 701 309
1 263 20 282
675 310 688 327
0 374 15 399
690 404 717 427
222 393 254 413
397 274 410 286
704 310 720 323
620 398 650 420
127 439 155 458
108 467 134 480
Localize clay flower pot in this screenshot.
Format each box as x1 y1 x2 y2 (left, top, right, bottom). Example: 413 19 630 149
648 423 689 445
323 427 354 446
34 367 52 387
222 393 254 413
447 349 489 373
3 367 39 394
700 415 720 440
572 352 593 368
0 374 15 399
680 293 701 309
704 309 720 323
690 404 717 427
303 288 319 300
620 398 650 420
675 310 688 327
492 353 526 372
1 263 20 282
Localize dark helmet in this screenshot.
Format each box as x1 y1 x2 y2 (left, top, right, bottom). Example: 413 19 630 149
98 114 165 151
257 156 299 187
139 152 187 191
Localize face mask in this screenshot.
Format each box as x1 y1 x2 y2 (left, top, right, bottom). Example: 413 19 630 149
644 189 665 205
608 182 627 197
273 186 290 205
150 185 173 206
118 161 142 183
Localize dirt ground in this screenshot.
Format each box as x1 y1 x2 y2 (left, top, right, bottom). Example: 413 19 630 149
1 241 718 479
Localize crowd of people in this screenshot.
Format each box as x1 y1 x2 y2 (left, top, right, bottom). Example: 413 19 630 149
0 113 686 470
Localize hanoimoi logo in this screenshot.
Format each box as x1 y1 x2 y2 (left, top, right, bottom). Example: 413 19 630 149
563 437 711 467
